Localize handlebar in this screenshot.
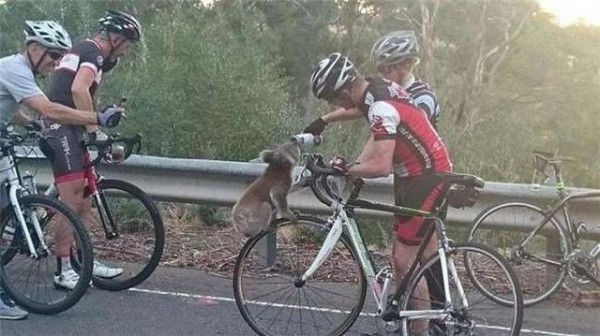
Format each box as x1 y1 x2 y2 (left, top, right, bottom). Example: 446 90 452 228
84 133 142 166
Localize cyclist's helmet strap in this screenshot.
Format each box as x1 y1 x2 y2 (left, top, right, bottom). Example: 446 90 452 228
98 9 142 42
310 53 356 100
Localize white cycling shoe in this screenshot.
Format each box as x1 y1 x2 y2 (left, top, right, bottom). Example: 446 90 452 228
93 261 123 279
53 269 81 290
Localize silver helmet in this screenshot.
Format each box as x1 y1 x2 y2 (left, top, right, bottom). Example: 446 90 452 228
24 20 72 51
370 31 419 67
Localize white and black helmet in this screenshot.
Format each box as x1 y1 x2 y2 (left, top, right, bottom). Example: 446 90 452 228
310 53 357 99
370 31 419 67
24 20 72 51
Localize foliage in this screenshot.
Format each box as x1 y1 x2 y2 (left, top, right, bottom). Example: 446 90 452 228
0 0 598 187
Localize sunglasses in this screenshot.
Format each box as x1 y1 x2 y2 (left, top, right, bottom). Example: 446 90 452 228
47 50 64 61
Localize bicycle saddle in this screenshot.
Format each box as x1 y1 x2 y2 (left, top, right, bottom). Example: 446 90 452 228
436 172 485 189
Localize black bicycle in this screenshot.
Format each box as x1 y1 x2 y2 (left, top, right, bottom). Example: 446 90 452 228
41 133 165 291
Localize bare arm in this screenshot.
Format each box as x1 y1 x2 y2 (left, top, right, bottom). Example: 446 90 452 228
71 67 99 133
348 138 395 178
355 134 379 163
22 94 97 125
322 107 362 124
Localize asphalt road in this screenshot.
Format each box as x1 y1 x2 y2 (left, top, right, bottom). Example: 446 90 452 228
1 266 597 336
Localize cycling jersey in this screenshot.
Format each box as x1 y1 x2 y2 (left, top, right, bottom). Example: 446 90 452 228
48 39 106 108
42 39 108 182
403 74 441 129
359 77 452 178
357 77 451 244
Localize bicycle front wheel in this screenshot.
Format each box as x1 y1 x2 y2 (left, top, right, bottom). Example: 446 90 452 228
400 243 523 336
0 195 93 314
88 179 164 291
233 215 367 336
468 202 569 306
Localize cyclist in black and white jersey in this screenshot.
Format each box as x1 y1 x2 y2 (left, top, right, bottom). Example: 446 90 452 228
39 10 141 290
371 31 440 128
304 30 442 135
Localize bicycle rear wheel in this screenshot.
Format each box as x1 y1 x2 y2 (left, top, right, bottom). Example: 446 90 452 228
468 202 569 306
88 179 164 291
400 243 523 336
233 216 367 336
0 195 93 314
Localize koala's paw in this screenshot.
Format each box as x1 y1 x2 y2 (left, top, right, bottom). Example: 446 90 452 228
277 210 295 220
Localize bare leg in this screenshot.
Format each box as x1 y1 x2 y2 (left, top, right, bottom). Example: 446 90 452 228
54 179 86 257
392 233 439 335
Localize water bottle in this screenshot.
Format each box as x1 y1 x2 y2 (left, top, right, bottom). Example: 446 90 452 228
291 133 322 148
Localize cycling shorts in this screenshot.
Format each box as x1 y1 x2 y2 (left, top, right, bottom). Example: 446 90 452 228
38 122 86 183
393 174 448 245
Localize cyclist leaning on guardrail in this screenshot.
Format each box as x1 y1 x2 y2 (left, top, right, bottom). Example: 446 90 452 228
309 52 452 336
0 19 123 320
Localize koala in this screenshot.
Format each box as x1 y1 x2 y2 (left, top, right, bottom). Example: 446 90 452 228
231 141 302 237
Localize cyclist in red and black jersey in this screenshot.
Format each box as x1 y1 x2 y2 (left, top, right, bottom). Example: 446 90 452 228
310 53 451 335
39 9 142 290
304 31 441 135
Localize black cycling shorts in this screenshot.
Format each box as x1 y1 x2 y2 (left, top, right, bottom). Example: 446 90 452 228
393 174 448 245
38 122 86 183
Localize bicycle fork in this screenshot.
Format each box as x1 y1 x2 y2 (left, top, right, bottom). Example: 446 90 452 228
9 183 48 259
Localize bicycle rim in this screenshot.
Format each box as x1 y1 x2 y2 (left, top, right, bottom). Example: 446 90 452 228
400 243 523 336
88 179 164 291
0 195 93 314
233 216 367 336
468 202 569 306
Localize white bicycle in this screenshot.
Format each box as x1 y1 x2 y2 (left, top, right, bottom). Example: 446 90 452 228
0 125 93 314
233 153 523 336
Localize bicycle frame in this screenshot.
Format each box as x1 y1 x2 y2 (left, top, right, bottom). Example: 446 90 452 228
299 183 459 323
44 149 119 240
1 145 48 259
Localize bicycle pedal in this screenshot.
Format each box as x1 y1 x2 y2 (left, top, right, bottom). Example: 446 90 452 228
381 306 400 322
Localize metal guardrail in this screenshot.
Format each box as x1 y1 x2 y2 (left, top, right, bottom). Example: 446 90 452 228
17 148 600 237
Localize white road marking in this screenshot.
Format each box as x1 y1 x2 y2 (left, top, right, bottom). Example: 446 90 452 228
129 288 581 336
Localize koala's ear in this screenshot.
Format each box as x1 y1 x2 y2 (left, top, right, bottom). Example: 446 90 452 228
260 150 275 163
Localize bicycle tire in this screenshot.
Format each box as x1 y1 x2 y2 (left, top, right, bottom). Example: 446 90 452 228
0 194 93 314
233 215 367 336
468 202 569 306
88 179 164 291
400 242 524 336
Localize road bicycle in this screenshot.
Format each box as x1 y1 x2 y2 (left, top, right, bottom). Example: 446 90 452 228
0 125 93 314
40 132 165 291
468 151 600 306
233 152 523 336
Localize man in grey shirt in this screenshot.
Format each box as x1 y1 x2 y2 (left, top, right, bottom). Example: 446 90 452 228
0 20 125 319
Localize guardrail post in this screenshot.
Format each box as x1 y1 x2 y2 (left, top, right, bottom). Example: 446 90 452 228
257 232 277 267
545 233 561 287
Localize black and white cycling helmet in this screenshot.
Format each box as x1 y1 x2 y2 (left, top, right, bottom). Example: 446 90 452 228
99 10 142 41
370 31 419 67
24 20 72 52
310 53 357 99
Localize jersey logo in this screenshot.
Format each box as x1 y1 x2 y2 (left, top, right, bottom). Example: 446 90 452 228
370 115 385 133
56 54 80 72
97 55 104 67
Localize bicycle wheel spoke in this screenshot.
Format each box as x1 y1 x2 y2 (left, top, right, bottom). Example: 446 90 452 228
402 244 523 336
234 217 366 336
0 195 93 315
468 202 568 306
